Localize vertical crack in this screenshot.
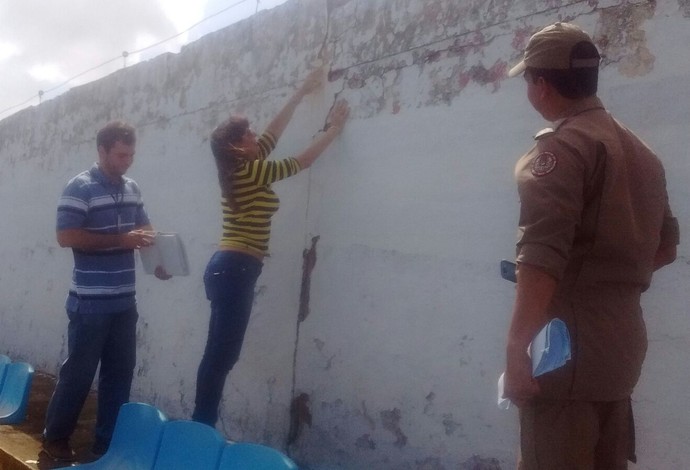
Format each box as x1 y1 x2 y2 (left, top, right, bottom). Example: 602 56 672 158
299 235 320 322
287 392 312 446
287 236 320 452
287 0 336 453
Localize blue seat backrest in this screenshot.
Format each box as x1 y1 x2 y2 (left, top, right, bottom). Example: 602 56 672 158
0 362 34 424
0 354 10 393
61 402 168 470
218 442 298 470
152 420 225 470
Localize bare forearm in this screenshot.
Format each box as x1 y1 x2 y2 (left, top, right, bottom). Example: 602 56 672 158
503 262 558 403
265 68 324 139
57 226 155 251
295 125 342 169
264 92 305 140
57 229 124 250
507 263 558 354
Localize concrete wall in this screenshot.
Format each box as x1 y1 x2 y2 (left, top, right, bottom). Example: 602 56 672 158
0 0 688 468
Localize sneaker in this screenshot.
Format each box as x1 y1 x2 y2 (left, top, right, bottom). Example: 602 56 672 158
42 438 76 462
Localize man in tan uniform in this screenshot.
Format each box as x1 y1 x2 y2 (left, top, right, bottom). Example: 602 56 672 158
503 22 679 469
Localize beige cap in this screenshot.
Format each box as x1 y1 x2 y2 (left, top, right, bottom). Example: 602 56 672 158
508 22 600 77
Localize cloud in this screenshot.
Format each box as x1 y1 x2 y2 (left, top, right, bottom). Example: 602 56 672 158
0 42 21 61
28 64 67 83
0 0 289 118
0 0 179 115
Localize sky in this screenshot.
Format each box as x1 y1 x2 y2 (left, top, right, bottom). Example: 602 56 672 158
0 0 288 120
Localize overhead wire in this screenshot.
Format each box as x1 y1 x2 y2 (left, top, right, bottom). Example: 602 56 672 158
0 0 254 118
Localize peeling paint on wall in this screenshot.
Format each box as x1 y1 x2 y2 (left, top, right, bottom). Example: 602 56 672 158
681 0 690 17
595 1 657 77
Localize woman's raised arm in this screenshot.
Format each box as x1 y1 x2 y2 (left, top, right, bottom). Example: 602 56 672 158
295 100 350 169
265 68 323 140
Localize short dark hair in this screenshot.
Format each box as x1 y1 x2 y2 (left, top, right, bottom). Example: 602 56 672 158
97 121 136 152
526 41 600 99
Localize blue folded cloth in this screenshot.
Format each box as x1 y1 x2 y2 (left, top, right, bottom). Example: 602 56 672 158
531 318 571 377
497 318 571 409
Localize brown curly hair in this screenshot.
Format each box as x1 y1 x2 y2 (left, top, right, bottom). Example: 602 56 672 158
210 115 250 209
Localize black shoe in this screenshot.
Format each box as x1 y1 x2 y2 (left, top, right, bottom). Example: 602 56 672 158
42 438 76 462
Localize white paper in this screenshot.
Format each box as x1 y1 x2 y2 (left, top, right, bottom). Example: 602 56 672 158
139 232 190 276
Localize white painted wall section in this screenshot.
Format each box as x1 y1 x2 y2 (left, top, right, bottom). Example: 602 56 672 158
0 0 688 468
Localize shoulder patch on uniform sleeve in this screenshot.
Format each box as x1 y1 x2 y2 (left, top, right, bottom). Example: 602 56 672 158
531 152 557 176
534 127 555 140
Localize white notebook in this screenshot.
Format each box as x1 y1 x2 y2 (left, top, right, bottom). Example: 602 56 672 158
139 232 190 276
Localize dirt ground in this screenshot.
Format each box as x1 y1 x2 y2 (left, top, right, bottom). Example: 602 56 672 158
0 371 98 469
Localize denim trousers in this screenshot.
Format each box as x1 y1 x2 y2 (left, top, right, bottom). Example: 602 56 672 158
192 250 263 426
44 307 138 446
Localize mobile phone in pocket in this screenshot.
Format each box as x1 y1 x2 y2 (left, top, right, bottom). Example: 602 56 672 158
500 260 517 283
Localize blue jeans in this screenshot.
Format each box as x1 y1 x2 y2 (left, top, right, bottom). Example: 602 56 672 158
192 251 263 426
44 307 138 447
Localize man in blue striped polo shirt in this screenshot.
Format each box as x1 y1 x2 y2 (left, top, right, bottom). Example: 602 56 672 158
43 121 170 462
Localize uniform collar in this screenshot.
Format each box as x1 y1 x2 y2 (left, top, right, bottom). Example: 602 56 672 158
553 96 605 129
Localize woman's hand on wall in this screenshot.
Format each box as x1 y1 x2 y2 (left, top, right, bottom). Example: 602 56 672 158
295 100 350 169
326 100 350 133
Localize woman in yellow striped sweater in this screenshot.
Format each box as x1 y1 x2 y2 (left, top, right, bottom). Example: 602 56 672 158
192 68 349 426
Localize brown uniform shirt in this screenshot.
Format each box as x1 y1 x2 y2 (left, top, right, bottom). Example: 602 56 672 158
515 96 679 401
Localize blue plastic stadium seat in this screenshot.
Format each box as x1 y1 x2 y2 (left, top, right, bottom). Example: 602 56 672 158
218 442 299 470
58 402 168 470
0 354 10 393
151 420 225 470
0 362 34 424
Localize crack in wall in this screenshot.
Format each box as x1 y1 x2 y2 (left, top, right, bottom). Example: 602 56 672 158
287 234 320 452
287 392 312 446
286 2 345 453
298 235 320 323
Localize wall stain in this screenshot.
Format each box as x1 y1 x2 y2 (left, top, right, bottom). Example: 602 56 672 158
681 0 690 17
424 391 436 415
461 455 502 470
288 392 312 446
355 433 377 449
380 408 408 448
442 412 463 436
299 235 320 322
358 400 377 430
416 457 446 470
